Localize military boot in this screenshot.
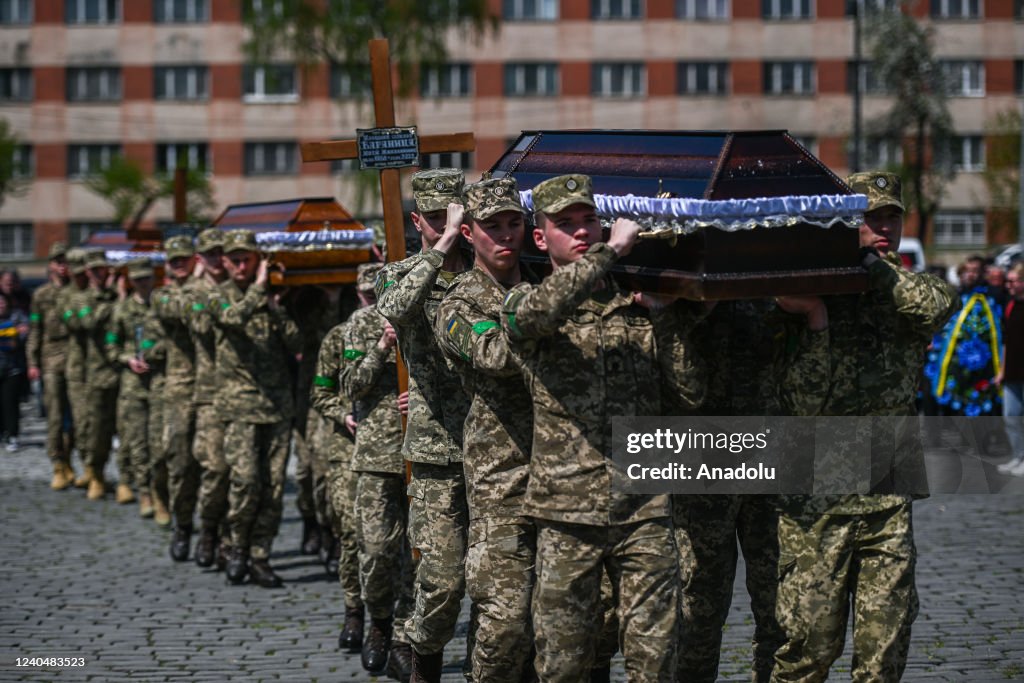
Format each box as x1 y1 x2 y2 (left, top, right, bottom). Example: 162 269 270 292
409 650 443 683
169 525 192 562
73 466 93 489
301 517 321 555
138 491 154 518
249 558 283 588
387 641 413 683
194 527 218 568
338 606 364 652
589 665 611 683
115 483 135 504
152 488 171 527
362 617 391 674
86 471 106 500
50 463 72 491
216 541 231 571
225 548 249 585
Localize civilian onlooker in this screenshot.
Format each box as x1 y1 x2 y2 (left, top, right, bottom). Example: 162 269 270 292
997 263 1024 476
0 269 31 316
986 263 1008 308
0 292 29 451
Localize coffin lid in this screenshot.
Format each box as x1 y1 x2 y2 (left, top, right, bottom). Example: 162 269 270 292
211 197 367 233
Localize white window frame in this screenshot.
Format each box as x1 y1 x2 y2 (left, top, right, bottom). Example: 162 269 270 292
942 60 985 97
156 142 210 174
66 67 122 102
244 141 297 176
940 135 985 172
677 0 729 19
420 64 472 98
12 145 33 178
765 61 815 95
68 221 117 247
154 65 209 101
934 212 986 247
678 62 729 95
0 0 32 24
330 64 370 98
504 63 559 97
0 68 32 102
65 0 120 24
592 63 646 97
763 0 814 20
592 0 644 20
67 144 121 178
247 0 285 18
503 0 559 20
855 137 903 169
420 151 473 171
154 0 208 23
0 224 34 261
243 64 299 103
931 0 982 19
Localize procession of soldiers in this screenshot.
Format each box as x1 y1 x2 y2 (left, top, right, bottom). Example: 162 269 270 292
24 165 958 683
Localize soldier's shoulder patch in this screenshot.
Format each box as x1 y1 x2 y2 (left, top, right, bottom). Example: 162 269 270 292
445 312 474 361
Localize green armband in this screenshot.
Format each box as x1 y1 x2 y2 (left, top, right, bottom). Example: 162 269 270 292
30 313 40 322
104 332 120 344
313 375 337 389
343 349 366 361
192 302 205 312
141 339 156 350
78 306 92 318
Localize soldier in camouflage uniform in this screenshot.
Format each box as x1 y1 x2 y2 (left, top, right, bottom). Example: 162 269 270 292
60 249 91 488
434 177 539 683
152 235 201 560
501 174 708 682
184 228 230 568
340 263 414 679
106 261 158 505
71 251 120 500
770 172 959 683
374 168 472 682
27 243 75 490
211 230 302 588
310 290 364 653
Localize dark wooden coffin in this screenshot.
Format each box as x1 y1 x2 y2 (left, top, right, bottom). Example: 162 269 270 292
211 197 372 286
82 230 165 280
490 130 868 300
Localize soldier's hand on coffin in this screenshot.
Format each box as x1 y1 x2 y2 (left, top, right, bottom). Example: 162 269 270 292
27 366 39 382
377 322 397 351
436 202 466 255
607 218 642 257
633 291 679 310
256 257 270 287
193 258 205 280
397 391 410 417
775 296 829 331
105 269 117 290
344 413 357 436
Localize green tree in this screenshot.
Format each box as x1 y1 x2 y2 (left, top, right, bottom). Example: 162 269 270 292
0 119 29 209
865 3 953 246
86 156 216 230
981 108 1021 240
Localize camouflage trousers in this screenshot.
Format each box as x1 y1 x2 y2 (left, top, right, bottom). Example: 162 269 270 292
466 516 536 683
115 390 150 490
67 378 89 469
84 385 118 475
673 494 784 683
42 365 73 464
324 423 361 610
356 471 414 641
771 503 918 683
405 461 469 655
295 406 329 527
164 399 199 527
533 517 679 683
149 392 168 510
193 404 228 532
224 419 291 560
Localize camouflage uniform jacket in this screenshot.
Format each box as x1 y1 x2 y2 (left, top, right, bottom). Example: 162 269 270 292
502 243 707 526
183 277 220 406
105 295 159 398
375 249 470 464
339 306 404 474
27 281 70 373
152 280 195 401
784 251 959 516
310 321 357 454
71 286 119 390
60 285 90 384
210 280 302 423
435 267 534 521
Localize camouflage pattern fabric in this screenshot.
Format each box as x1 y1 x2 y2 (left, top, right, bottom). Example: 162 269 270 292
532 519 679 683
531 173 595 214
410 167 464 213
143 312 167 502
193 404 228 530
73 286 119 473
28 280 73 463
845 171 904 212
462 177 522 221
60 284 90 463
355 472 414 629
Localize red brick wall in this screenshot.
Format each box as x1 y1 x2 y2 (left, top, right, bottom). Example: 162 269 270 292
122 143 155 173
210 64 242 100
647 0 676 19
122 66 152 101
986 59 1015 94
731 60 762 94
817 0 847 18
211 141 243 176
301 63 329 100
561 0 590 20
561 62 591 96
987 0 1016 19
817 60 846 94
34 144 66 178
647 61 676 96
818 136 847 171
123 0 151 22
475 62 504 98
33 0 62 23
211 0 242 22
33 67 65 102
733 1 761 19
34 222 68 259
475 137 509 170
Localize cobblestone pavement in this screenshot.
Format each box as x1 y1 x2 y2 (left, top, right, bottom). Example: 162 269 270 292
1 411 1023 682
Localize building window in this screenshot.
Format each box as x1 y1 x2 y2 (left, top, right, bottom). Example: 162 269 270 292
941 60 985 96
592 0 643 19
67 144 121 178
243 64 299 103
847 61 889 94
330 64 370 98
420 151 473 170
503 0 558 20
937 135 985 172
790 135 818 156
68 221 117 246
677 0 729 19
592 63 645 97
244 141 297 175
155 142 210 174
12 145 33 178
934 211 985 246
930 0 982 19
1016 0 1023 18
66 67 121 102
764 61 815 95
851 137 903 168
0 68 32 102
845 0 898 14
0 0 32 24
65 0 120 24
763 0 813 19
504 63 559 97
420 64 472 98
244 0 286 20
1013 59 1022 94
154 0 208 22
677 62 728 95
0 224 33 260
154 65 208 101
331 158 359 174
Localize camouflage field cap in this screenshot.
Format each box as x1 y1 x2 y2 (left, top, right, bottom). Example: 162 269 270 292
356 262 384 293
463 177 524 222
411 168 464 213
67 248 88 275
127 259 154 280
196 228 225 254
223 229 259 254
163 235 195 260
846 171 904 213
84 250 108 270
532 174 596 215
48 242 68 260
